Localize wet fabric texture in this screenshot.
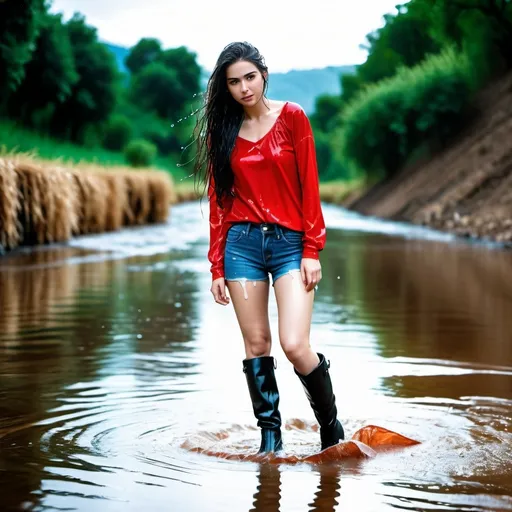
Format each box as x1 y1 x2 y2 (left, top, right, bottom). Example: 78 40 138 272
224 222 303 288
208 101 326 281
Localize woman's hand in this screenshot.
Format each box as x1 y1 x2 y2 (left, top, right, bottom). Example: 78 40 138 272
301 258 322 292
211 277 230 305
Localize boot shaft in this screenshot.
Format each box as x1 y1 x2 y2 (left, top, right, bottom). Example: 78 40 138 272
295 353 345 449
243 356 282 431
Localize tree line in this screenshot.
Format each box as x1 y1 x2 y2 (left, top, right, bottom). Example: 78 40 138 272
0 0 202 166
310 0 512 182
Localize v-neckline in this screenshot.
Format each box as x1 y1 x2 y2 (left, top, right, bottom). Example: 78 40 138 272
237 102 289 144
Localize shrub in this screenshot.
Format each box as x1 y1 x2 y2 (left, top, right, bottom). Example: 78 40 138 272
341 46 473 178
103 114 133 151
124 139 157 167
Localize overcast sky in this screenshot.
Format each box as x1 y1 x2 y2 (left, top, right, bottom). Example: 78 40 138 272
50 0 404 73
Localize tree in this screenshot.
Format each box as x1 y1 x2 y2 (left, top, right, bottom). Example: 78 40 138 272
49 13 120 142
158 46 201 96
130 62 186 119
125 38 162 75
127 44 201 121
431 0 512 69
357 7 441 84
0 0 45 101
7 11 79 127
310 94 342 132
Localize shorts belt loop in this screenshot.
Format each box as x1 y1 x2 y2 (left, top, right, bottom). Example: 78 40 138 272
246 222 252 235
276 224 283 238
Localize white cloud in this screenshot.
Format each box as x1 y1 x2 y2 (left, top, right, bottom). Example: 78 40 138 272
50 0 403 72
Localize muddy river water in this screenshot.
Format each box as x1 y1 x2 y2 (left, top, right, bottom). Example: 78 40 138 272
1 202 511 511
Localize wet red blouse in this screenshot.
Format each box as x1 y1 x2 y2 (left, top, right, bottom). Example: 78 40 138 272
208 101 326 281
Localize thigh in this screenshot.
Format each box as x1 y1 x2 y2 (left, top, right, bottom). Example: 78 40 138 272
227 279 272 357
273 271 315 345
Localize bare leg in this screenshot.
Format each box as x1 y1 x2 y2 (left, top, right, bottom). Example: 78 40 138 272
273 271 319 375
275 272 344 450
227 278 283 453
226 279 272 357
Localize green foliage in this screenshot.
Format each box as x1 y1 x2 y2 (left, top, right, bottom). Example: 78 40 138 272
102 114 133 151
49 13 120 142
340 73 363 105
159 47 201 95
341 47 473 177
126 45 201 122
124 139 157 167
125 38 162 75
310 94 342 133
6 11 79 126
130 62 187 120
357 6 441 84
0 0 45 98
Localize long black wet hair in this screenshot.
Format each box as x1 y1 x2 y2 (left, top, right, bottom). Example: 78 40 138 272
193 42 269 208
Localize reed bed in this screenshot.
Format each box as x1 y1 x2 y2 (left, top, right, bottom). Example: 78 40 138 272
0 154 174 251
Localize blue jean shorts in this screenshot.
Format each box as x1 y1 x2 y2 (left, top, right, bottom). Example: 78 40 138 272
224 222 303 285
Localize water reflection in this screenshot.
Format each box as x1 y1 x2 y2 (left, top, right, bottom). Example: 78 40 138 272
1 204 512 511
249 464 344 512
0 244 200 511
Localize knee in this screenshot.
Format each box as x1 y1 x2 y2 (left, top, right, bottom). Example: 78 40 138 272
281 337 309 364
245 332 271 358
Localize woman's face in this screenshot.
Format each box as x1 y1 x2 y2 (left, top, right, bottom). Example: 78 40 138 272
226 60 266 107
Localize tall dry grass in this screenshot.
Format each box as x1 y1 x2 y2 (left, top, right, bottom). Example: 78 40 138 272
0 154 174 251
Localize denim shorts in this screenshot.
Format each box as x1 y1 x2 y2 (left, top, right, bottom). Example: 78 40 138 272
224 222 303 285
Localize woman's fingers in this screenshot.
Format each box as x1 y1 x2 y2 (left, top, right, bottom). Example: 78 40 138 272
211 280 230 305
304 266 322 292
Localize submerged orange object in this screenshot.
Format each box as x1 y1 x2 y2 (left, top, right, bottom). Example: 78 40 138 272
352 425 421 448
302 425 420 463
182 424 420 464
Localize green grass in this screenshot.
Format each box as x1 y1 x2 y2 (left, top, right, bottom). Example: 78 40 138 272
0 119 185 177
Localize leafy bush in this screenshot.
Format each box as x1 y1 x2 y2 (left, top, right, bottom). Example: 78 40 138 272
103 114 133 150
124 139 157 167
341 46 473 177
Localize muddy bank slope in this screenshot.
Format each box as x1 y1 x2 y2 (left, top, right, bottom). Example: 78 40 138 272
344 72 512 245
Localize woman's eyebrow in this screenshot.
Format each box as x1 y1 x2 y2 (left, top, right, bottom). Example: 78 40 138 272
227 72 256 81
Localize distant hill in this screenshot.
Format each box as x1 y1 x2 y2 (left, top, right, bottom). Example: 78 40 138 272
266 66 355 113
104 42 355 114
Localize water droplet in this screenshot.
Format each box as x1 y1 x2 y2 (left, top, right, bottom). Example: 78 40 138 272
175 302 182 308
337 276 340 279
171 124 175 127
137 334 142 339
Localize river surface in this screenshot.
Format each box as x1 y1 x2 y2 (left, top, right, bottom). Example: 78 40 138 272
1 202 511 512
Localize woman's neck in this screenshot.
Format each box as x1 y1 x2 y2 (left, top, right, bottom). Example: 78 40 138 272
243 97 272 120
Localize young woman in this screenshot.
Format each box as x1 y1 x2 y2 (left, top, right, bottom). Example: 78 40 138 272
194 41 344 454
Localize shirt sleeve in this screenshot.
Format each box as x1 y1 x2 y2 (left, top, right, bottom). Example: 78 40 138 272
208 173 233 280
291 106 326 259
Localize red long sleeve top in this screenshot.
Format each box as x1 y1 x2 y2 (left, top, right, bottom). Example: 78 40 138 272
208 101 326 281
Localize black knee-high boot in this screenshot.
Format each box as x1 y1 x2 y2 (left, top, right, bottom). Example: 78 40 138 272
295 353 345 451
243 356 283 453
